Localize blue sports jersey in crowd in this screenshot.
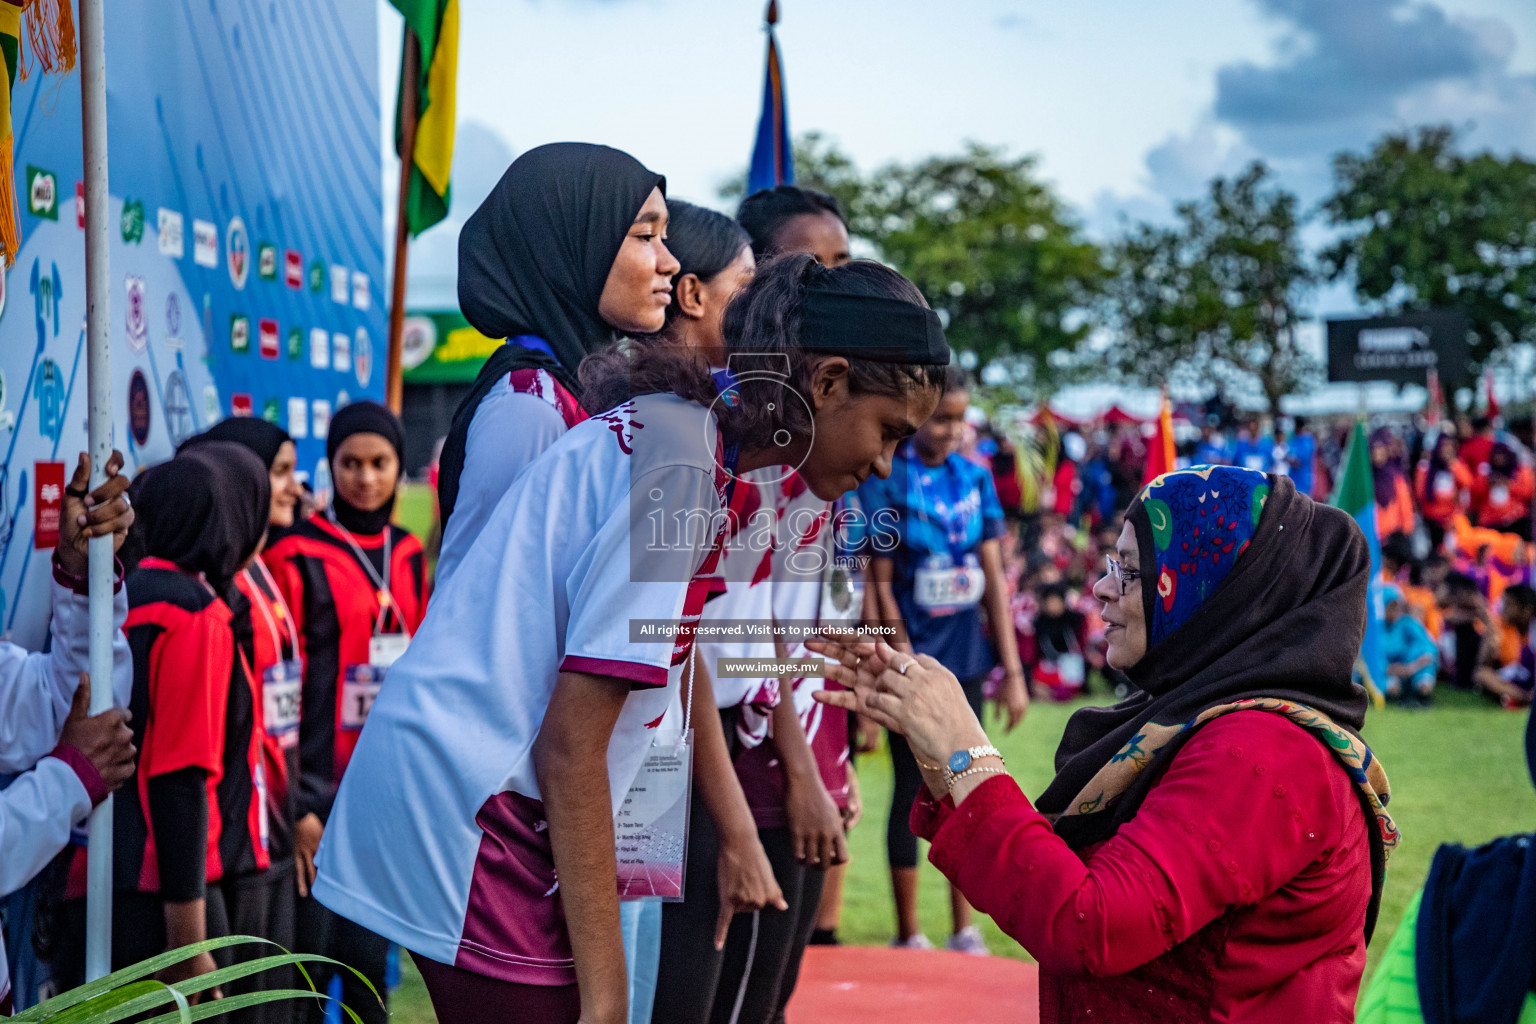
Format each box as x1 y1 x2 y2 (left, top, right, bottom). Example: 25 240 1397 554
858 441 1007 681
1289 431 1317 497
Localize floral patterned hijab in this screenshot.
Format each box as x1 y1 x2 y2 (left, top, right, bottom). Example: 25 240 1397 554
1136 465 1268 646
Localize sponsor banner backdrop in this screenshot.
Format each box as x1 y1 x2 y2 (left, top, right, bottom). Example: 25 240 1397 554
0 0 384 646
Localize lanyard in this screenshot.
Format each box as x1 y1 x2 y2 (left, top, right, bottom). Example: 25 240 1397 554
710 367 743 508
904 444 978 563
325 509 407 638
245 561 298 660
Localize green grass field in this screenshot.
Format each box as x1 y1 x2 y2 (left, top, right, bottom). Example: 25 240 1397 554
386 485 1536 1021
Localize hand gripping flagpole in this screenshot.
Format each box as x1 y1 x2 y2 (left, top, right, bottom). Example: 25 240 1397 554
79 0 115 981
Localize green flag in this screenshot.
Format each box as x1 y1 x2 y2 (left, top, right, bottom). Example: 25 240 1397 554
391 0 458 236
1332 419 1387 701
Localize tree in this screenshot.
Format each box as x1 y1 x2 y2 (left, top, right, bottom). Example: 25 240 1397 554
723 135 1103 392
1101 161 1318 413
1321 125 1536 365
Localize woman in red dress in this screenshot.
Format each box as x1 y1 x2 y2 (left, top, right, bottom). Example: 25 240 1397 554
813 467 1396 1024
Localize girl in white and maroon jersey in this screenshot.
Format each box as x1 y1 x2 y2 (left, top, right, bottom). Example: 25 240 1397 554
434 142 679 590
313 255 949 1024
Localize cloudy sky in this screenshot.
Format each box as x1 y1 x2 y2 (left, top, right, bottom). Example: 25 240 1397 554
383 0 1536 314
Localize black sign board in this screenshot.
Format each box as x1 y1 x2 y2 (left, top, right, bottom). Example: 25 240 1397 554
1327 310 1472 388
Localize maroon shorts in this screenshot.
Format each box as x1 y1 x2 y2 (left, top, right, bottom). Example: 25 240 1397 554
410 952 581 1024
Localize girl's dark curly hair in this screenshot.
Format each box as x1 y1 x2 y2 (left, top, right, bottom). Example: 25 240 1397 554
579 254 948 453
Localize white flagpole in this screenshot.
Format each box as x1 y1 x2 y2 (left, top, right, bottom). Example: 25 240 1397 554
79 0 114 981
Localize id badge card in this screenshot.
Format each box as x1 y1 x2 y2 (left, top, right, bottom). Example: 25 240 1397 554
914 555 985 614
254 761 270 855
262 659 302 748
615 729 694 902
369 632 410 669
1492 484 1511 507
341 664 382 731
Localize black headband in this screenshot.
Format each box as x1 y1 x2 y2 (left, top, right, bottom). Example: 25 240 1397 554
800 290 950 366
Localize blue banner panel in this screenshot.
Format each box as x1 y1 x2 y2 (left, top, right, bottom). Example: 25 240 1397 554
0 0 383 645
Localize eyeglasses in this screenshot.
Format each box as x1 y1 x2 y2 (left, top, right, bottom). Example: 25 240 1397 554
1104 555 1141 596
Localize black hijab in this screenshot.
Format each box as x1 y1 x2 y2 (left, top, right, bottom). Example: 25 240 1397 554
1037 474 1371 846
326 401 404 536
181 416 292 469
136 442 270 595
439 142 665 530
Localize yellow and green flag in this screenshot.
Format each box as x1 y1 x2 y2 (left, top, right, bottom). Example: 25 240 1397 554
0 0 75 266
391 0 457 237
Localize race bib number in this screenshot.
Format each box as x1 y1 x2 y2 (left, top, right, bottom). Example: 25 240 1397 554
615 730 693 902
341 664 382 731
262 660 302 748
369 632 410 669
1434 472 1456 499
914 561 985 614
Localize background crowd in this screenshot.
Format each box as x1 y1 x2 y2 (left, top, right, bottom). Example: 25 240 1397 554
979 408 1536 714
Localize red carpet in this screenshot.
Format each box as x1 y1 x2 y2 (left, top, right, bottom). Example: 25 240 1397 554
786 946 1039 1023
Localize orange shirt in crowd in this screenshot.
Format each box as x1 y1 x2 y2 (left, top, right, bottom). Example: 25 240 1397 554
1375 475 1417 540
1414 459 1474 527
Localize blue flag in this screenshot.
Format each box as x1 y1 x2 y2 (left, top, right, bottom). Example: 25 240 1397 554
747 4 793 195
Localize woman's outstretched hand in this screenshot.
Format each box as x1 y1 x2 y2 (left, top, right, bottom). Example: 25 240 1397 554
808 638 991 783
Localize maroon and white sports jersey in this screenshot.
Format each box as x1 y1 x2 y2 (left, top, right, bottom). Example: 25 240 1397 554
314 394 730 984
734 473 858 826
434 365 589 589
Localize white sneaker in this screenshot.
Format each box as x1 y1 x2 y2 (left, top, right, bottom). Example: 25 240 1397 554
946 925 990 956
891 932 935 950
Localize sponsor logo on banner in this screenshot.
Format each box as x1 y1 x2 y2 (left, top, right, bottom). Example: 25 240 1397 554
311 399 332 438
227 218 250 289
230 314 251 353
309 327 330 369
0 369 12 432
128 370 152 445
35 358 64 442
27 166 58 219
287 327 303 360
231 393 254 417
353 328 372 387
164 371 195 446
166 292 181 335
263 397 281 423
309 259 325 293
287 396 309 438
158 208 184 257
257 242 278 281
193 220 219 267
285 250 303 288
34 462 65 549
351 272 370 310
121 199 145 244
124 276 147 352
313 457 332 507
401 316 436 370
336 389 350 408
74 181 84 228
259 318 280 360
200 383 220 427
332 332 350 373
330 264 349 304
